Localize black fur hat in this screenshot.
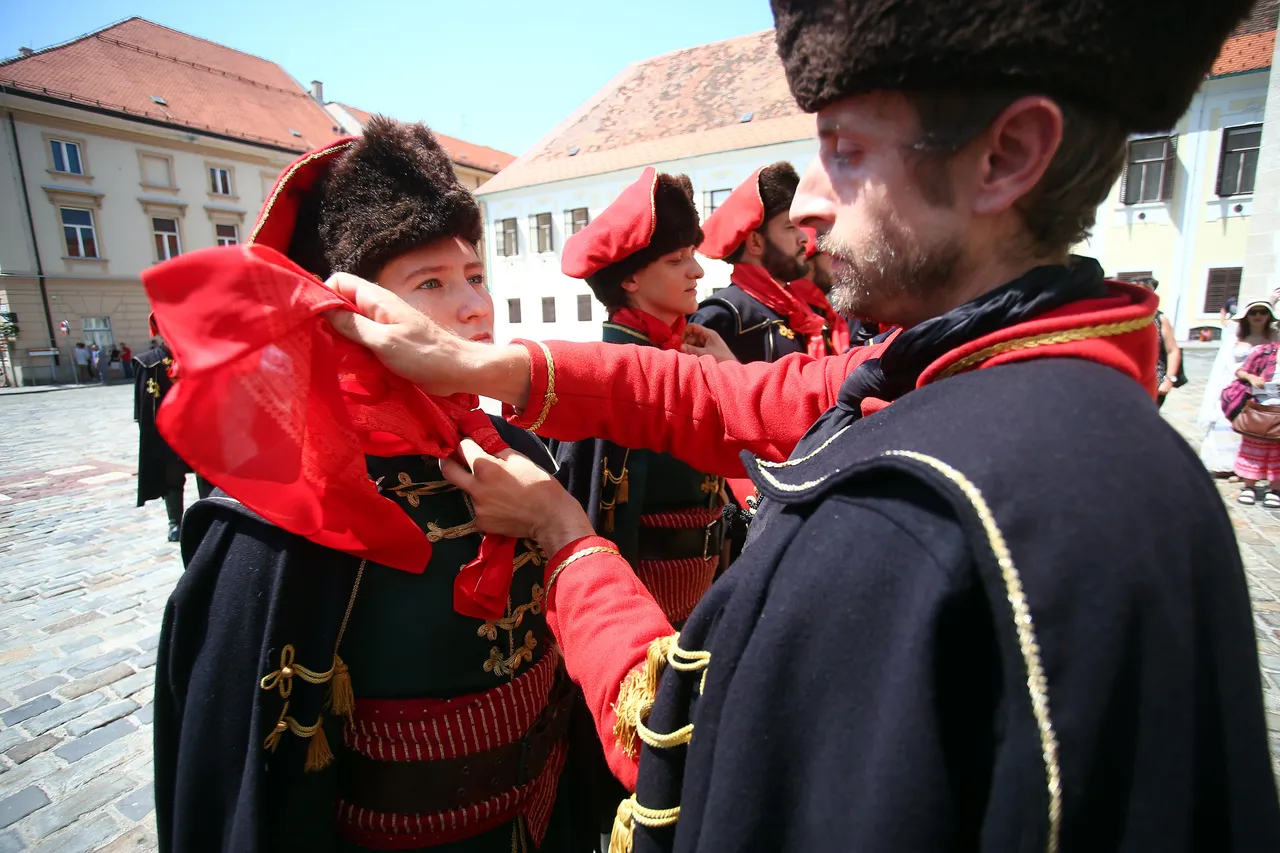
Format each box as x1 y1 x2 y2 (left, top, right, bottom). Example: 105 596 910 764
771 0 1256 132
758 162 800 224
586 174 703 310
318 116 483 281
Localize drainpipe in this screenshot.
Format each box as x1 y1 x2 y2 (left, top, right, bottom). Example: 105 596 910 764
7 110 59 376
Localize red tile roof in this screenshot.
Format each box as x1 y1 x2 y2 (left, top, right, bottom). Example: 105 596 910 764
0 17 341 152
334 102 515 174
479 30 810 194
1210 30 1276 77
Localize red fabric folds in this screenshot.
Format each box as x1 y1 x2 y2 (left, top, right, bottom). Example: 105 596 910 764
731 264 828 359
608 307 687 351
788 278 851 354
142 243 516 619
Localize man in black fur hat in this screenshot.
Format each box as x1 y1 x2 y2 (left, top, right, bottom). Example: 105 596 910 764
325 2 1280 850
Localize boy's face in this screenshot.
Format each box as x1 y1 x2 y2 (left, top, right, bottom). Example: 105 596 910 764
375 236 494 344
624 246 704 318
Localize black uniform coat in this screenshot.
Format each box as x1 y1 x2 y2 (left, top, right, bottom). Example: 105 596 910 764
134 344 190 505
690 284 807 364
154 418 592 853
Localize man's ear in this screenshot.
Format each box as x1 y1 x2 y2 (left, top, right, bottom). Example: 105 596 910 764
620 274 640 295
744 229 767 260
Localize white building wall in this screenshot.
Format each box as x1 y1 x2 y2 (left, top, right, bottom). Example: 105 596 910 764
479 139 818 345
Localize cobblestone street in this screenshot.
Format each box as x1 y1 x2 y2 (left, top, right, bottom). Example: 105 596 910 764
0 349 1277 850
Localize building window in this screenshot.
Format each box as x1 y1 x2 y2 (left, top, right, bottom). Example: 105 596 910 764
60 208 98 258
209 167 233 196
153 218 181 261
1217 124 1261 197
215 223 239 246
532 212 554 253
82 316 113 351
50 139 83 175
508 299 522 324
542 296 556 323
140 153 175 189
1203 267 1242 314
577 294 593 321
566 208 589 235
1121 136 1176 205
705 189 732 219
496 218 518 257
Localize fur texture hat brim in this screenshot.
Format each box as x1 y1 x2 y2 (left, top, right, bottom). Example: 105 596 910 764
771 0 1255 132
318 116 482 281
758 162 800 224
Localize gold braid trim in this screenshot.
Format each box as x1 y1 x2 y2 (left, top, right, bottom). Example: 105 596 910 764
937 314 1154 380
527 341 558 431
257 560 366 771
546 546 619 596
426 519 480 541
609 795 680 853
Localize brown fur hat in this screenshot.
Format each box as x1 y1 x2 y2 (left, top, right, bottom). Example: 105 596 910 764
758 162 800 224
771 0 1255 132
586 174 703 311
318 116 482 281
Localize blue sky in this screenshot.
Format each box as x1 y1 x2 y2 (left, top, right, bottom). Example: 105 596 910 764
1 0 777 156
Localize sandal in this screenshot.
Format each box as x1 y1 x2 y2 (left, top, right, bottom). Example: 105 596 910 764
1238 489 1257 505
1264 492 1280 509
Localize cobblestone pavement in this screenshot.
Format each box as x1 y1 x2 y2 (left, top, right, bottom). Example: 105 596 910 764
0 350 1277 850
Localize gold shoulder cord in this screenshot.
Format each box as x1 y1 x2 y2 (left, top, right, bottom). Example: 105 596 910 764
260 558 366 771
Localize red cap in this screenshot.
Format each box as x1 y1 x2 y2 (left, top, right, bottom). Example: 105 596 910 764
799 226 818 259
697 167 764 260
561 168 659 279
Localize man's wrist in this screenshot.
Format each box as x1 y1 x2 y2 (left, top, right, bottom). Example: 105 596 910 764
532 503 597 561
473 344 531 410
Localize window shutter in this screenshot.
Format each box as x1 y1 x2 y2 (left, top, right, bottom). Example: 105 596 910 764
1161 135 1178 201
1118 142 1131 206
1215 131 1229 197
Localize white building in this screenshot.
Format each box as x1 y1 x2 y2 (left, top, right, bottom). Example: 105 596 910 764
481 8 1278 346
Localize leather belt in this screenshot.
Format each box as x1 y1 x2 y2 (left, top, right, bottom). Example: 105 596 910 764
637 516 724 562
336 673 575 815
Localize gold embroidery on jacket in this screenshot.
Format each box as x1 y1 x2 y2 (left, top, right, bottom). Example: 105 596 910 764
382 471 454 507
478 584 545 641
485 631 537 677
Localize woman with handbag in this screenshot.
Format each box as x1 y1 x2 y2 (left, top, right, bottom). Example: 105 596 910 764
1201 299 1279 475
1225 300 1280 506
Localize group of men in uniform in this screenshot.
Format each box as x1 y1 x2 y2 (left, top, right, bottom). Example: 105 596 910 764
144 0 1280 851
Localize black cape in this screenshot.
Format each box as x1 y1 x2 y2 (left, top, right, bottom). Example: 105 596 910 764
154 417 592 853
134 344 190 505
629 359 1280 852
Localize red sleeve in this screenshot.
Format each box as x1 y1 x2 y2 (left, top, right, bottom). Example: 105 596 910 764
510 340 881 477
542 535 673 791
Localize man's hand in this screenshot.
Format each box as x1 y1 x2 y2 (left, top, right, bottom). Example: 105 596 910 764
681 323 738 363
323 272 531 405
1159 377 1174 396
441 438 595 558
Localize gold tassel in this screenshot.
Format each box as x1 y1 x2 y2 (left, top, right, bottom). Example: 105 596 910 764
616 468 629 505
603 504 615 534
304 716 333 771
329 655 354 722
612 634 677 757
609 796 636 853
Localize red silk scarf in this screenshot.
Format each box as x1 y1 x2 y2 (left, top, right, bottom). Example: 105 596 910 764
608 307 688 350
788 278 850 355
731 263 828 358
142 243 516 620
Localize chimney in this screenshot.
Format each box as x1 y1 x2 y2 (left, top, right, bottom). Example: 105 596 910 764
18 47 33 57
310 80 324 103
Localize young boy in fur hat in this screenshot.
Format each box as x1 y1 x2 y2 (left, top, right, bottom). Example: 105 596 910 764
324 1 1280 850
148 118 591 853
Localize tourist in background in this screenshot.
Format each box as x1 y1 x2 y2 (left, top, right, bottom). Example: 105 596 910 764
1137 277 1182 408
1222 300 1280 507
1200 299 1279 475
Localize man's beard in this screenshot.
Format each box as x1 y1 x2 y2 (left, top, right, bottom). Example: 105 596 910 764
809 259 833 294
821 215 962 324
760 236 809 283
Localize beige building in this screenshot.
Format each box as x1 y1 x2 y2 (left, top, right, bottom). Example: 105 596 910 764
0 17 513 385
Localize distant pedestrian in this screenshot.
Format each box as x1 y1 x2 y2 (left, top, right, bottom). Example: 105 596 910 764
1137 277 1182 408
120 343 133 379
1223 301 1280 507
1201 299 1280 475
90 344 106 384
73 342 90 382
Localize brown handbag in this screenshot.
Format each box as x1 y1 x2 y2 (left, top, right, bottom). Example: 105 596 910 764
1232 398 1280 442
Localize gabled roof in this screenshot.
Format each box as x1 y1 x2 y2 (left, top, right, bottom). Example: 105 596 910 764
330 102 515 174
1210 30 1276 77
478 30 811 195
0 17 341 152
